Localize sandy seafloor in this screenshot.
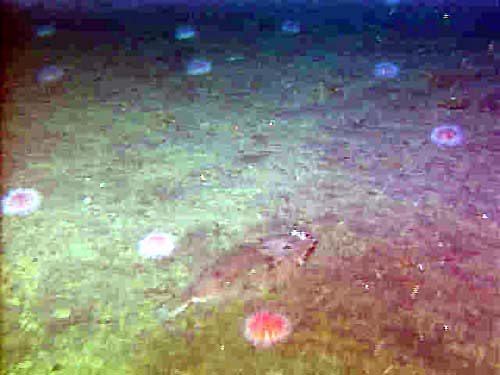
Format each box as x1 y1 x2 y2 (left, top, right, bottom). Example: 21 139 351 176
2 3 500 375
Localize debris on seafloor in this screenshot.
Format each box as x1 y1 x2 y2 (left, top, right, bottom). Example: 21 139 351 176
424 69 482 89
436 96 471 110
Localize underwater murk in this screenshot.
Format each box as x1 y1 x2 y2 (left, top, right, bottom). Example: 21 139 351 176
2 1 499 375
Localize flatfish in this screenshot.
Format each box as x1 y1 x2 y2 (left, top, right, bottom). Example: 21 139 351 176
185 228 319 302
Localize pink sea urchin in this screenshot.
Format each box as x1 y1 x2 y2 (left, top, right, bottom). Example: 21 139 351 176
1 188 42 216
37 65 64 84
186 58 212 76
244 311 291 348
373 61 400 79
137 231 176 259
430 124 464 147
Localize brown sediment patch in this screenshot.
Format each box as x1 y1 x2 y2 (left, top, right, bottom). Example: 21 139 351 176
479 90 500 113
424 69 483 89
251 226 499 375
2 43 68 191
273 104 333 120
2 100 65 196
46 304 95 335
237 150 273 164
162 203 499 374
